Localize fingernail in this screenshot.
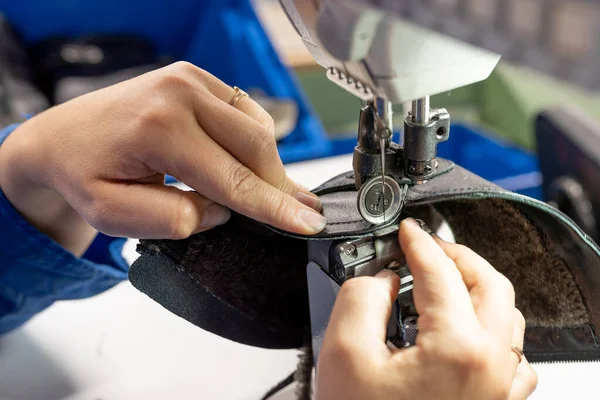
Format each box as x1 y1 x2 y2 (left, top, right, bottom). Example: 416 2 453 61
402 217 420 228
299 207 327 233
200 204 231 229
375 269 397 280
295 191 322 211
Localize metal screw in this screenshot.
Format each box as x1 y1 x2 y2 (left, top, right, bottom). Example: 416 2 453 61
409 165 417 174
335 263 346 281
344 244 357 256
424 165 432 174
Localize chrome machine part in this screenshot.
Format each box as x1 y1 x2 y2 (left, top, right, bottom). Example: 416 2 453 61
412 96 430 124
306 222 431 362
353 95 451 221
374 97 393 136
325 66 374 101
373 97 393 223
404 97 451 182
357 176 403 225
387 261 414 296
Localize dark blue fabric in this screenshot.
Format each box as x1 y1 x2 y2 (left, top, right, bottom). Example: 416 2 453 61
0 124 128 334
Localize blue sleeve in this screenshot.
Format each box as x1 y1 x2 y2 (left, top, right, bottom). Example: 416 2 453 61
0 124 128 334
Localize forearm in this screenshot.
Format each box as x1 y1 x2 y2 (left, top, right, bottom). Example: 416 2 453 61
0 121 96 256
0 184 128 334
0 122 128 334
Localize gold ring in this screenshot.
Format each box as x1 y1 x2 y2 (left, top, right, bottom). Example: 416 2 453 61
229 86 248 107
511 345 524 363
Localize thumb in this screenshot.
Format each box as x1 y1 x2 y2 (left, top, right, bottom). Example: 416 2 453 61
82 182 230 239
322 271 400 360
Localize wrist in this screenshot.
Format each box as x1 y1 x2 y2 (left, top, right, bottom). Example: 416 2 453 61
0 119 96 256
0 120 45 188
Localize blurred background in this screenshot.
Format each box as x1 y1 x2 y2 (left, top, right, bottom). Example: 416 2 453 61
0 0 598 237
0 1 599 399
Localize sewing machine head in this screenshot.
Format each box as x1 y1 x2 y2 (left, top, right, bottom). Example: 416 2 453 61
278 0 501 103
279 0 501 225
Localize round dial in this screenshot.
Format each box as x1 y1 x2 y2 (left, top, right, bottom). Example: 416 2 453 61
358 176 403 225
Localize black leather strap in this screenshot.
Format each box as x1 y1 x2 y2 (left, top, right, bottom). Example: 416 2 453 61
129 159 600 362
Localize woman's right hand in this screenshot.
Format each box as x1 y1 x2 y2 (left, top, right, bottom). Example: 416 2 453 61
316 218 538 400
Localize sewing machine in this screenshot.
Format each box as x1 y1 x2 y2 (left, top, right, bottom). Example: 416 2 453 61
278 0 600 362
277 0 502 361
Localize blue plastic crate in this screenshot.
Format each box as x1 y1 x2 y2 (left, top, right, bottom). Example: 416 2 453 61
0 0 331 164
328 123 543 199
437 124 542 199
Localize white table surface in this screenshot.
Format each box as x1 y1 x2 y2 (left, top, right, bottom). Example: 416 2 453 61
0 155 598 400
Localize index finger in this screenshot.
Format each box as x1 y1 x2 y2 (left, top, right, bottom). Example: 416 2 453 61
176 64 310 202
399 219 479 331
172 129 327 235
322 271 400 361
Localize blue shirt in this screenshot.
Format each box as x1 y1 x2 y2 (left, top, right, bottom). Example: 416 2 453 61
0 124 128 334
